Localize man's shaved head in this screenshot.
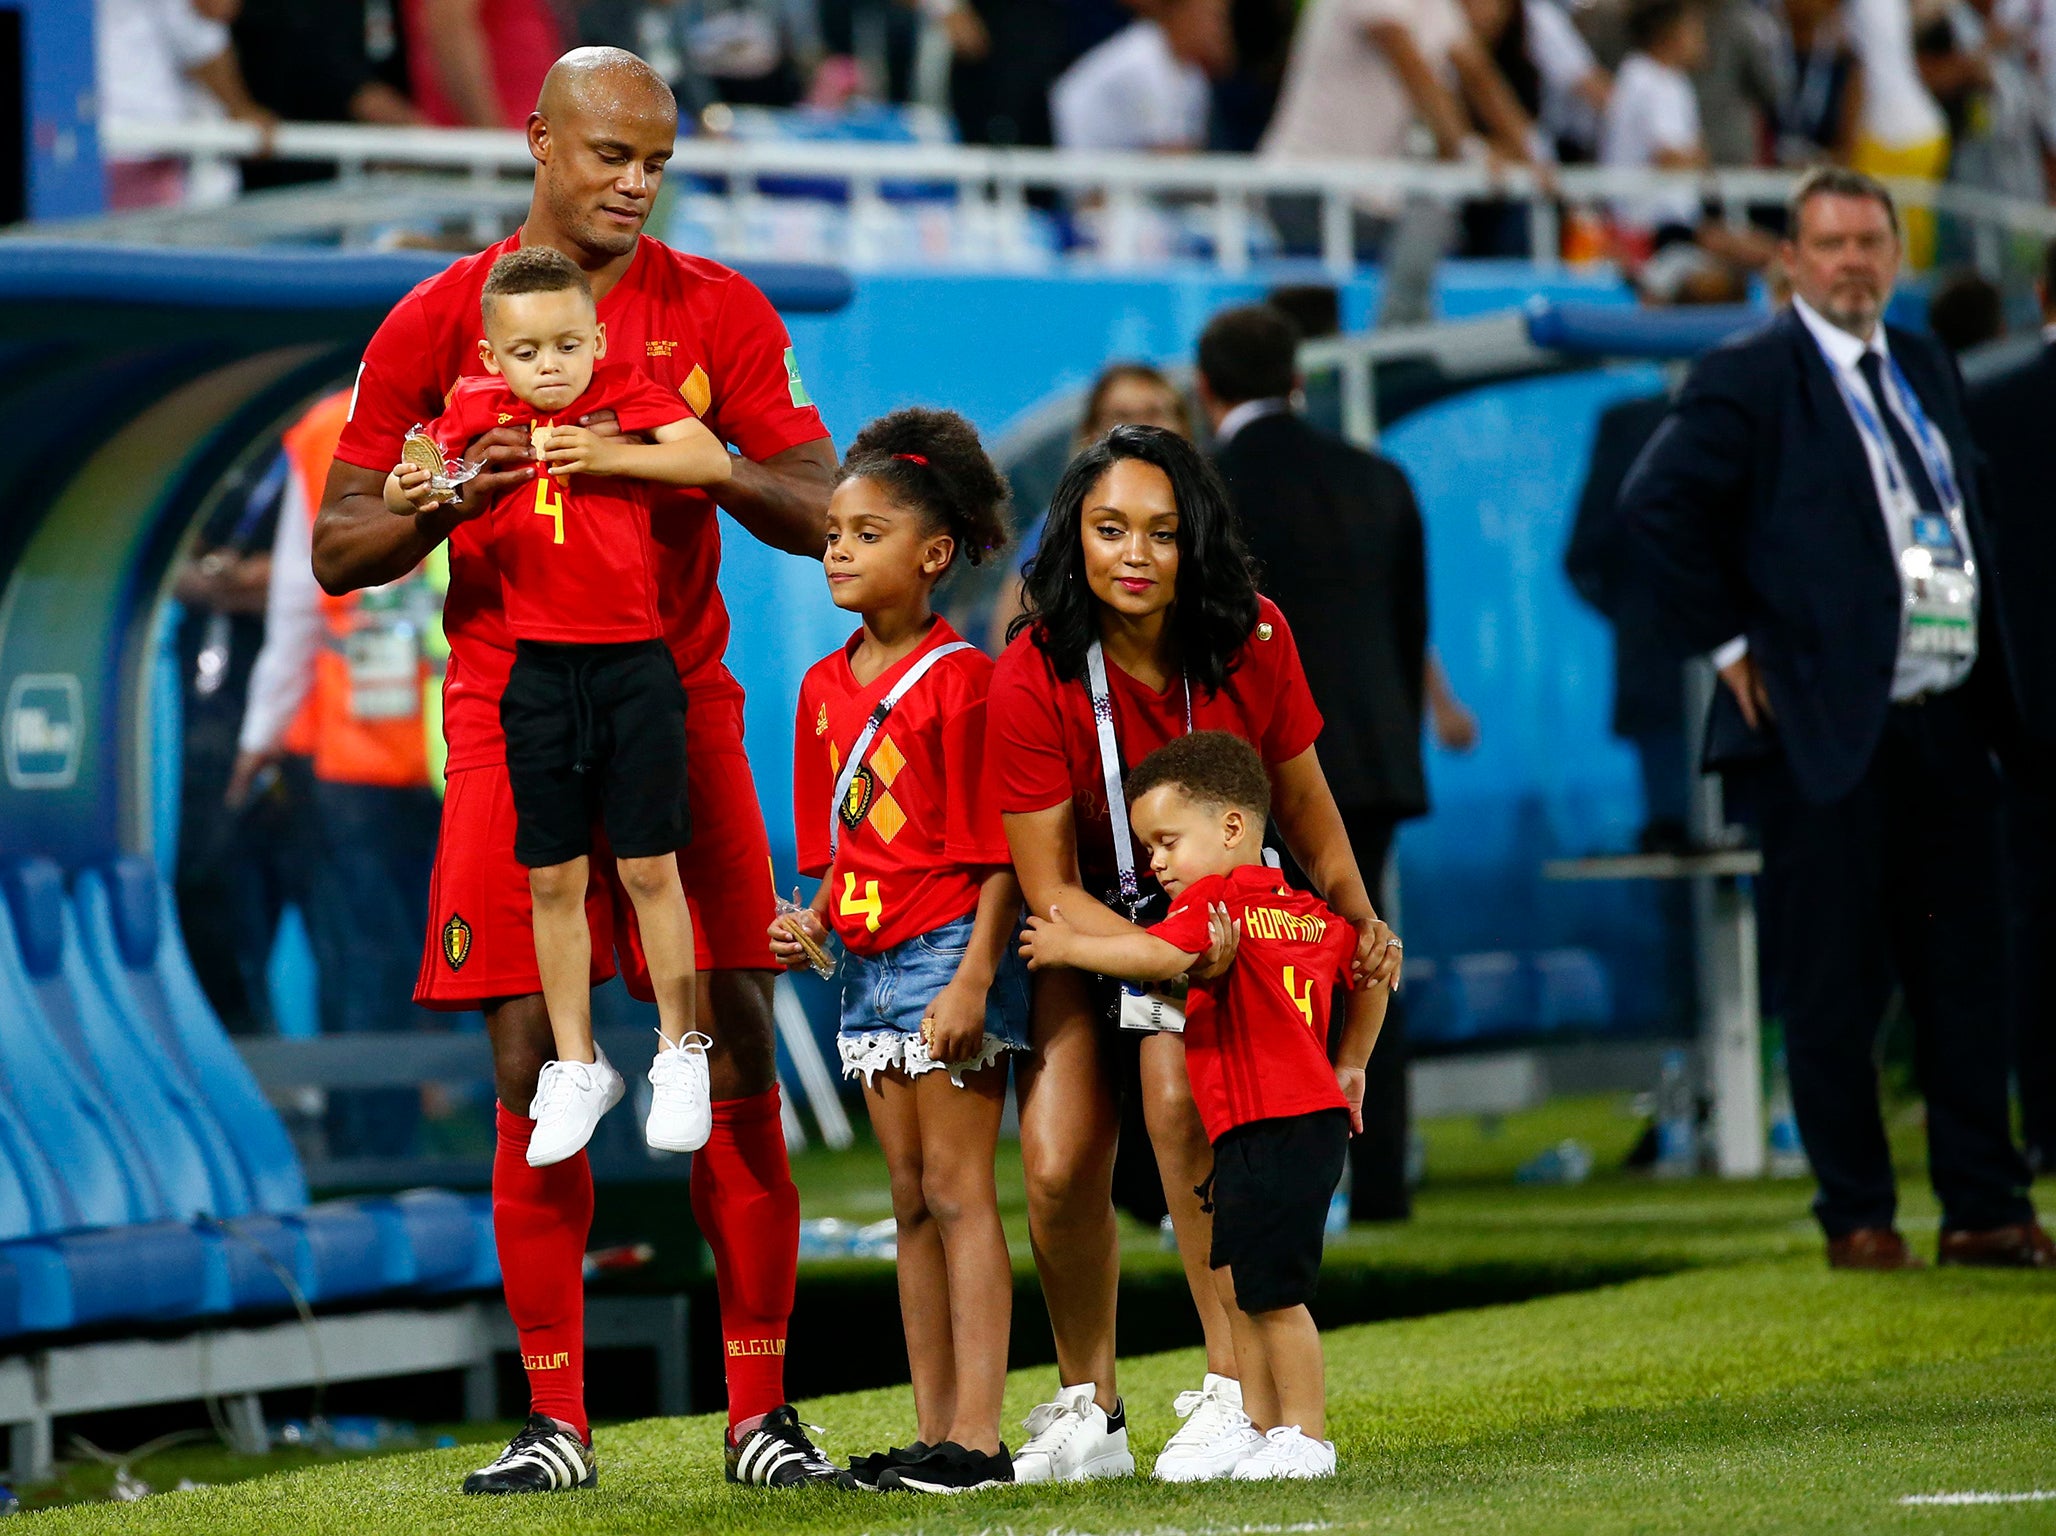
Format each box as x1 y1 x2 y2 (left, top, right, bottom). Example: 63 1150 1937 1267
535 47 676 125
526 48 679 265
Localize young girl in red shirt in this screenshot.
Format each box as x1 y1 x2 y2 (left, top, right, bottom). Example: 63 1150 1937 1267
767 409 1026 1493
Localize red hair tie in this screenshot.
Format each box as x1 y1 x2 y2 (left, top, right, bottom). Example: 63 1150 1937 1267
894 453 929 466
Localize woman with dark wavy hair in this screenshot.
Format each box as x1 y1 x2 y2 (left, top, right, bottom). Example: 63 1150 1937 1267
986 424 1401 1484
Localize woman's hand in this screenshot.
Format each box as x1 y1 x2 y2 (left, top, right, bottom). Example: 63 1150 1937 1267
767 906 830 970
1337 1066 1367 1134
922 974 990 1065
1352 913 1403 990
1188 902 1239 982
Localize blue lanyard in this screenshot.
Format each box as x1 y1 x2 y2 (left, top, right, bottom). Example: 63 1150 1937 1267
1822 342 1964 515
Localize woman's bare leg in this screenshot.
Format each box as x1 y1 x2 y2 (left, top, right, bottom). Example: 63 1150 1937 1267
1014 967 1121 1411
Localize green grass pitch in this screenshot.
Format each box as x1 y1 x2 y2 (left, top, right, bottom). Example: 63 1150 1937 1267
19 1098 2056 1533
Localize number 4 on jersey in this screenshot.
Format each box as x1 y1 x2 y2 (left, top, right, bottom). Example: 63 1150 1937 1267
1282 966 1317 1030
533 474 565 544
840 873 883 933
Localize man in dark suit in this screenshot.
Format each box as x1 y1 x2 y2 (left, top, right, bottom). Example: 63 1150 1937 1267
1622 167 2048 1269
1199 302 1470 1221
1964 238 2056 1175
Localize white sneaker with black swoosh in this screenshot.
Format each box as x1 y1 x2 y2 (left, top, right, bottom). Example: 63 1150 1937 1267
461 1414 597 1494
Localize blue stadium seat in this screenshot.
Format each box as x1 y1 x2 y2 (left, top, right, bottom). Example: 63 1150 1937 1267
75 859 496 1302
2 860 240 1222
0 865 215 1329
75 863 307 1215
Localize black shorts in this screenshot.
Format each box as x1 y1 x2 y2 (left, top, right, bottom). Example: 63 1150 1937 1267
1207 1108 1349 1314
501 638 690 868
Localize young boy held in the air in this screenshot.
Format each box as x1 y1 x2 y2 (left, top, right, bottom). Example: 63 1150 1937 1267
1020 730 1389 1481
387 245 729 1168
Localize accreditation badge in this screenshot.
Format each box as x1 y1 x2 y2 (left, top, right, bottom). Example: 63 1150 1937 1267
1901 513 1977 658
1119 986 1187 1034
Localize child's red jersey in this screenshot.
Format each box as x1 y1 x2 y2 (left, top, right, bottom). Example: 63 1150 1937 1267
421 364 693 644
332 232 829 771
1150 864 1355 1141
793 620 1010 955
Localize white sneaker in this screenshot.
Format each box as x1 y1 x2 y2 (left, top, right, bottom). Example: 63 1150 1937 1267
526 1048 625 1167
1153 1373 1262 1482
1012 1383 1134 1483
1231 1424 1337 1481
646 1031 712 1152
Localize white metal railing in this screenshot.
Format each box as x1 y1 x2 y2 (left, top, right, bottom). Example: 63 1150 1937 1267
91 118 2056 274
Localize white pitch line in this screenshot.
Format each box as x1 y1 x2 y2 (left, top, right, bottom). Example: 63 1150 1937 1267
1899 1491 2056 1507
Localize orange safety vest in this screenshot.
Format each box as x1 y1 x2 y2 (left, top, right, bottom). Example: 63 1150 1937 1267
280 390 432 789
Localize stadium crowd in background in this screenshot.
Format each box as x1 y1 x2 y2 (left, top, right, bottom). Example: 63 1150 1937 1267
94 0 2056 275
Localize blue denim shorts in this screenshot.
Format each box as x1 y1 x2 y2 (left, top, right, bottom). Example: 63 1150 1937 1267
837 912 1032 1086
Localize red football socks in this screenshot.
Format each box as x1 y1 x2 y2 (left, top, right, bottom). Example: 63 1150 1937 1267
493 1103 594 1441
690 1087 800 1431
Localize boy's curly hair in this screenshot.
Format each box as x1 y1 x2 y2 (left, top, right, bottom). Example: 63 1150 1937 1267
1125 731 1271 822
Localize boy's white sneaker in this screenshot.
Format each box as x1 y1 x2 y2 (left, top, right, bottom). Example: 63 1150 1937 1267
526 1048 625 1167
1153 1373 1262 1482
645 1031 712 1152
1012 1383 1134 1483
1231 1424 1337 1481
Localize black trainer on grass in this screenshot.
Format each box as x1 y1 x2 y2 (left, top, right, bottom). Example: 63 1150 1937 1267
461 1414 597 1494
847 1441 931 1491
879 1440 1014 1493
725 1405 852 1487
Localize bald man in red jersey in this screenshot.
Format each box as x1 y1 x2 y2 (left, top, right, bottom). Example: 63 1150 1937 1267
314 47 849 1495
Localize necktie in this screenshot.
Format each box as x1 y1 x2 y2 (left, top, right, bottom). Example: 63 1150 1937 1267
1857 352 1943 514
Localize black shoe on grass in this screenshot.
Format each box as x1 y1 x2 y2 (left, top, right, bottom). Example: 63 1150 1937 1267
461 1414 597 1494
725 1405 853 1487
880 1440 1014 1493
847 1441 931 1491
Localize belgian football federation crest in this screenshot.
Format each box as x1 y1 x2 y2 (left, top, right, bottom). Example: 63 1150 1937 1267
839 764 876 830
442 913 472 971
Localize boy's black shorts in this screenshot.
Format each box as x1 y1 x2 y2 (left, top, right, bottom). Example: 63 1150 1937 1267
1207 1108 1349 1314
501 638 690 868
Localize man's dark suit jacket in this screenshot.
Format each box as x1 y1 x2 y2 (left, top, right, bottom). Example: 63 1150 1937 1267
1215 410 1429 818
1620 307 2003 805
1565 393 1686 740
1966 340 2056 747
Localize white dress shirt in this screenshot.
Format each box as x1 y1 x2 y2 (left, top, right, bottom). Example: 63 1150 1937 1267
1214 397 1292 446
1715 297 1974 701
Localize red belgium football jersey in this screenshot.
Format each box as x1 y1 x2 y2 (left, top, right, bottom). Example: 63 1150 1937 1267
421 364 694 644
985 596 1324 892
793 620 1010 956
1151 864 1354 1141
334 233 829 773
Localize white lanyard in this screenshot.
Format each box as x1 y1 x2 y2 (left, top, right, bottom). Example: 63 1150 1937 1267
1085 639 1191 911
828 640 975 859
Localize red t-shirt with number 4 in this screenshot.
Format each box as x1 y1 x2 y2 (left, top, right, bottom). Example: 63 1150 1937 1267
793 619 1010 956
419 363 695 644
1150 863 1354 1141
